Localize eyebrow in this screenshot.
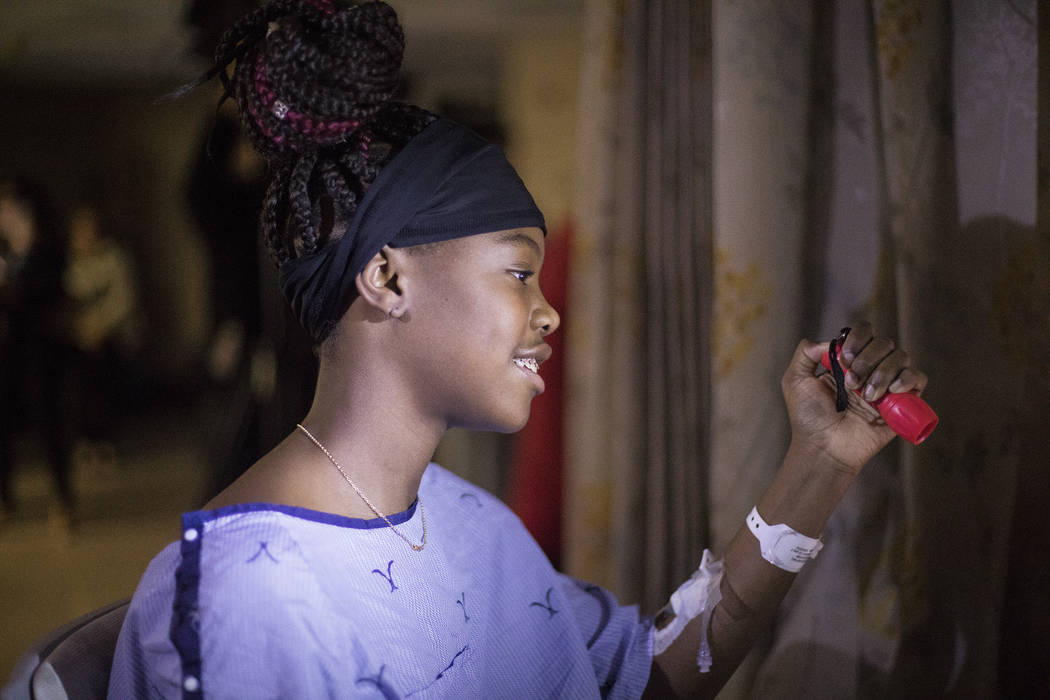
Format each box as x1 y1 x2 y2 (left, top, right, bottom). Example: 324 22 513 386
494 230 542 256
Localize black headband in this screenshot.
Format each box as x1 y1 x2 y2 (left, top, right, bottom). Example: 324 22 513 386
279 118 546 342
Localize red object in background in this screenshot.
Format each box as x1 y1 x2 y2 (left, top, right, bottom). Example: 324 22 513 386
506 218 571 567
820 348 938 445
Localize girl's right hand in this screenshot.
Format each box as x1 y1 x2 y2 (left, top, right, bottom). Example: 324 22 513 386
780 321 928 475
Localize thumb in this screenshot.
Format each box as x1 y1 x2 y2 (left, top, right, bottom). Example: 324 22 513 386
787 338 828 380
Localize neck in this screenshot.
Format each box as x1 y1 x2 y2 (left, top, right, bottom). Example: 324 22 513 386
297 339 446 516
207 312 448 519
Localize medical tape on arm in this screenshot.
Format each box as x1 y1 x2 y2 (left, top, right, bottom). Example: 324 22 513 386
652 549 723 672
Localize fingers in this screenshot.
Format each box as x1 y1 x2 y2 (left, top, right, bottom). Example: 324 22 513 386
840 320 873 363
839 322 928 402
888 367 928 395
785 339 828 383
844 336 896 392
799 338 828 368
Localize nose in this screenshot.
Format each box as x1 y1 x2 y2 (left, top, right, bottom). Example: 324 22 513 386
533 294 560 337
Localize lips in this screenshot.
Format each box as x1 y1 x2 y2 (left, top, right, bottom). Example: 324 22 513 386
513 357 539 373
512 345 550 394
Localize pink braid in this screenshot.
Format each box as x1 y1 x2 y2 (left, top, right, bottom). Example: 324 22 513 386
252 53 360 146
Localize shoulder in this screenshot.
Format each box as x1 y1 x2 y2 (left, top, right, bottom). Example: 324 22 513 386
123 510 367 695
187 508 326 608
118 540 182 638
118 508 330 640
420 462 531 530
421 462 508 511
110 541 187 697
420 462 555 568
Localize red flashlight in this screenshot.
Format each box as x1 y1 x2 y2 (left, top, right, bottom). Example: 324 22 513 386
820 348 938 445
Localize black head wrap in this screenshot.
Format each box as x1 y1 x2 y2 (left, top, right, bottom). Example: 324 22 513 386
279 118 546 342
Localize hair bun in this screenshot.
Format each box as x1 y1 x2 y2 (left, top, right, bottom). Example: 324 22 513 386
239 0 405 157
204 0 434 291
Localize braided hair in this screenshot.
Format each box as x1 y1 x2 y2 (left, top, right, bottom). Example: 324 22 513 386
195 0 435 280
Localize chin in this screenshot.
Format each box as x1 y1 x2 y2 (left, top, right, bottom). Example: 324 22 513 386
479 414 532 435
496 400 535 433
456 403 533 434
497 414 531 434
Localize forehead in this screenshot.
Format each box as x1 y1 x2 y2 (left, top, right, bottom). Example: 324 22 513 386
406 227 545 276
477 227 545 258
495 227 543 249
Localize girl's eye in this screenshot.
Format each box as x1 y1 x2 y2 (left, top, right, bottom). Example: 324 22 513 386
510 270 535 284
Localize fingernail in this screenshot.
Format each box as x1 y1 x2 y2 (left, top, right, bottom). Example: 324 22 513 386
863 385 876 401
845 371 859 389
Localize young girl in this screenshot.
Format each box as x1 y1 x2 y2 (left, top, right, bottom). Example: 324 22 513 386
109 2 928 697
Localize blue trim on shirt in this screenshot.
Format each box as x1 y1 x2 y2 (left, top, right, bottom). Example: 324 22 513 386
171 512 204 700
186 499 419 529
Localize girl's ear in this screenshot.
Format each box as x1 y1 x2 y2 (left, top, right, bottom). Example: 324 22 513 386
354 245 409 318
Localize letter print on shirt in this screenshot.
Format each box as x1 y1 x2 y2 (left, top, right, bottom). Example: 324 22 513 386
530 587 559 619
245 541 280 564
372 560 399 593
356 664 399 700
459 492 483 508
406 645 470 697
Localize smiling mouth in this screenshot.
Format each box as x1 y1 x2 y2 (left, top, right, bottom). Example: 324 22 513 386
513 357 539 374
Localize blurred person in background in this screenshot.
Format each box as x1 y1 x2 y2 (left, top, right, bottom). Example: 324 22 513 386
63 201 144 475
186 106 276 494
0 174 77 528
184 0 318 501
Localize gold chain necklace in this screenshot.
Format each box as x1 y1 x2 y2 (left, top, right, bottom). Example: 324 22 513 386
296 423 426 552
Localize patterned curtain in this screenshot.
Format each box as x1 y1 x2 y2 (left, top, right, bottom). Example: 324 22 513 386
709 2 819 694
732 1 1042 697
875 1 1046 696
568 0 1043 696
566 0 713 613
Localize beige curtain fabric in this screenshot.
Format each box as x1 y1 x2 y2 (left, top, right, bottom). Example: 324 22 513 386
568 0 1043 696
566 0 713 613
709 3 823 695
871 2 1046 696
733 1 1042 697
749 2 1043 697
709 1 812 554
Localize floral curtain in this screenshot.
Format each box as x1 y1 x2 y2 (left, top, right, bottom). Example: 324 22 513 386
567 0 1043 696
872 1 1046 696
566 0 713 613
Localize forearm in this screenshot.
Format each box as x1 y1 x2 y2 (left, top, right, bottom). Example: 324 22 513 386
646 440 856 698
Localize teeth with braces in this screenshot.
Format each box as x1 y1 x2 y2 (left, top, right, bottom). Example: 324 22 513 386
514 357 539 373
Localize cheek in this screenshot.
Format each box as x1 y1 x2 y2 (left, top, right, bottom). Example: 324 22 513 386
428 280 520 342
408 286 495 376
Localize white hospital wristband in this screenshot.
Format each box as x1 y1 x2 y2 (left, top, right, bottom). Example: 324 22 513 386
746 506 823 573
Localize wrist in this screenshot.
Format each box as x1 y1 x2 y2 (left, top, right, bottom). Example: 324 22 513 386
786 437 861 479
756 441 857 539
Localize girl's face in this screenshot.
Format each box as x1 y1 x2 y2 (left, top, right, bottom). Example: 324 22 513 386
396 227 559 433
